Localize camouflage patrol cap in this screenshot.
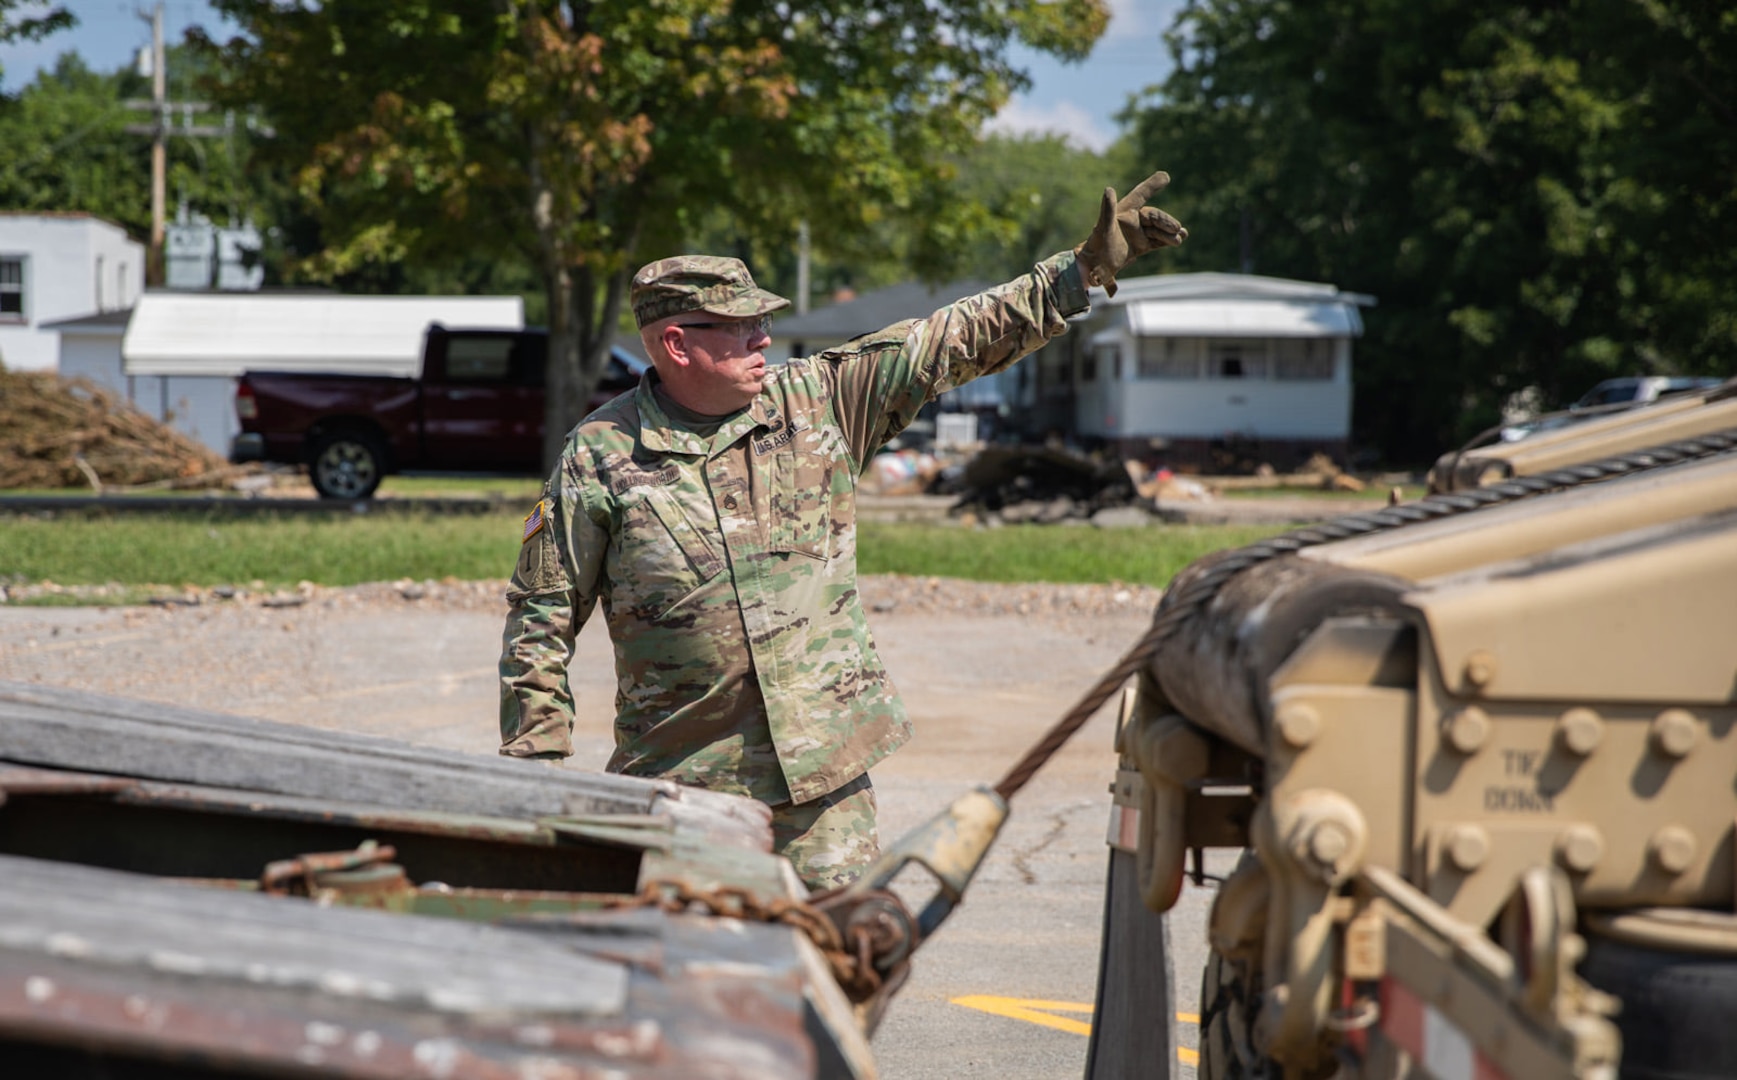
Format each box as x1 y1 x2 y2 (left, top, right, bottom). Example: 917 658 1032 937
631 255 791 329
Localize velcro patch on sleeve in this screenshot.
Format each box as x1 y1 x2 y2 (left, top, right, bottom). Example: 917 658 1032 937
521 500 548 543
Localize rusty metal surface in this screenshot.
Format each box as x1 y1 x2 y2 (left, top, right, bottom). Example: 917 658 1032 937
0 764 137 801
0 682 877 1077
0 857 822 1079
0 680 770 852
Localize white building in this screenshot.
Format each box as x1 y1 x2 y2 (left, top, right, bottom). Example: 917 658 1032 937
0 213 145 372
47 293 524 456
1054 272 1374 467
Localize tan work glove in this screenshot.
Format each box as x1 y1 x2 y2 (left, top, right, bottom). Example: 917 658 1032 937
1074 171 1187 297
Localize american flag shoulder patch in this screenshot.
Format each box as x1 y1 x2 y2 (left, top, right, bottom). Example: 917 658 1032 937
521 500 547 544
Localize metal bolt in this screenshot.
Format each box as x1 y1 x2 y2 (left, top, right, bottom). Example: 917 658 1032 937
1443 706 1491 755
1555 825 1604 873
1275 703 1321 749
1309 821 1352 868
1651 709 1698 759
1649 826 1697 875
1463 650 1498 690
1557 708 1604 756
1446 825 1490 872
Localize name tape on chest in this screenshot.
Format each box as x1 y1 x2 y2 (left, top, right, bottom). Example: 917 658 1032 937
752 419 811 456
608 463 682 496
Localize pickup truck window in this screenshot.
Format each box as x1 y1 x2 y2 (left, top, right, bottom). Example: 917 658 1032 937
447 336 516 381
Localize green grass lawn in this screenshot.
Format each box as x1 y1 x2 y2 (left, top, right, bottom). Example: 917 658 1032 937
0 512 1285 599
856 521 1284 585
0 512 525 590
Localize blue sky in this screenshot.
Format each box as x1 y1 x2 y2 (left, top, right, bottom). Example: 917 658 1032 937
1 0 1186 152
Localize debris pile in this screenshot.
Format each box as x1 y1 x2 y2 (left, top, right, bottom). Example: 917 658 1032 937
943 444 1141 524
0 369 231 490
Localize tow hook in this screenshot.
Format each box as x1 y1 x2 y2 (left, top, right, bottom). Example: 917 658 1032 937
811 787 1009 1026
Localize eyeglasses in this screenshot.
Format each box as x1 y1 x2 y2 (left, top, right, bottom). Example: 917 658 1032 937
676 315 772 340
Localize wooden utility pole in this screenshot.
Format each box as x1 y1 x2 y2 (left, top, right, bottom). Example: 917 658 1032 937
147 3 165 285
125 2 226 287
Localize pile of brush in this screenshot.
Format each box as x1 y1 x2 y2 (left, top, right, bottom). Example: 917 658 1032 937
0 369 232 490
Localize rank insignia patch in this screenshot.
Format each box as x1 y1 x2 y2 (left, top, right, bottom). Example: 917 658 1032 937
521 500 547 543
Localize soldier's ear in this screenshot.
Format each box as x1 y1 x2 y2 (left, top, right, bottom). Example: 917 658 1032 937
659 324 694 369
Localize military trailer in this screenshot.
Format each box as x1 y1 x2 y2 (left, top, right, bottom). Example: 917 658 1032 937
0 681 993 1078
1086 423 1737 1079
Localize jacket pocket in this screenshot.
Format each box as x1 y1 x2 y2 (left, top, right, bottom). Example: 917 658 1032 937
769 447 834 560
615 486 725 619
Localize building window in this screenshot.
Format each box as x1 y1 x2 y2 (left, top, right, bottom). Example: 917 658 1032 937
1272 338 1335 380
1208 341 1268 379
1136 337 1198 378
1079 348 1097 383
0 256 24 321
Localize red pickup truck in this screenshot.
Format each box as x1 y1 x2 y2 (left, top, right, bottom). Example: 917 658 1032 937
231 327 646 498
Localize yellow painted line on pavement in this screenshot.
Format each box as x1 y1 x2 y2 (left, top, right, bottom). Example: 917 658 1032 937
949 996 1201 1064
951 996 1094 1036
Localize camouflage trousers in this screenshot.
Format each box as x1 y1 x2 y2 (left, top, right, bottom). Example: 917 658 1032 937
771 773 880 892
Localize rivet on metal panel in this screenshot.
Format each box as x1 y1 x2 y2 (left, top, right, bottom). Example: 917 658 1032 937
1446 825 1491 872
1556 708 1604 756
1651 709 1698 758
1648 825 1697 874
1462 650 1498 690
1275 703 1321 749
1443 706 1491 755
1555 825 1605 873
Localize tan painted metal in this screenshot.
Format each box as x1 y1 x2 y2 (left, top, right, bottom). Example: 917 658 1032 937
1120 431 1737 1078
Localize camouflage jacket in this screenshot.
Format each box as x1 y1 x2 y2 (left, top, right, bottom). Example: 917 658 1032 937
499 252 1090 805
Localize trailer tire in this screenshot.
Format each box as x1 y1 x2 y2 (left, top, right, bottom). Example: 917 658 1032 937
1198 949 1337 1080
308 430 386 500
1198 950 1272 1080
1580 930 1737 1080
1084 849 1177 1079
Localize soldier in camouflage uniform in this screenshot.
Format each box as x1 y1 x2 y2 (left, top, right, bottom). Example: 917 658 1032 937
500 171 1186 889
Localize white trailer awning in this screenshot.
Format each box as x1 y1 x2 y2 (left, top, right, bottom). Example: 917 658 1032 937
1122 297 1364 339
122 293 525 377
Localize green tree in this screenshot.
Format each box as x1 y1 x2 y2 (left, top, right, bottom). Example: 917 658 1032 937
199 0 1110 465
0 46 255 241
0 1 71 51
1128 0 1737 461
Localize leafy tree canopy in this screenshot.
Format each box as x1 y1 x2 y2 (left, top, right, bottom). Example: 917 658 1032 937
0 0 71 49
0 45 254 242
1129 0 1737 461
197 0 1111 463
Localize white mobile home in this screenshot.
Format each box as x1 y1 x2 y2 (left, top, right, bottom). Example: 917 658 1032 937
1072 272 1373 467
0 213 144 373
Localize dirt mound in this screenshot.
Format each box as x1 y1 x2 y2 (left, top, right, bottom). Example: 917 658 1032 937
0 369 231 490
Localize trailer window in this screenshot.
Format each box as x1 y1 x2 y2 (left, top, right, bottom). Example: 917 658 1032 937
0 256 24 321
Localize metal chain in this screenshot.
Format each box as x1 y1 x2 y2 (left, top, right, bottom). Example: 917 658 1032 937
991 430 1737 801
604 878 886 1000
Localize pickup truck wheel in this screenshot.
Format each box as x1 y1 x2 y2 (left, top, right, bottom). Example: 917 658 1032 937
1084 849 1177 1079
309 432 385 500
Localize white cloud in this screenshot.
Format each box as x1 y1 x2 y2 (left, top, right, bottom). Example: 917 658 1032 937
986 99 1117 153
